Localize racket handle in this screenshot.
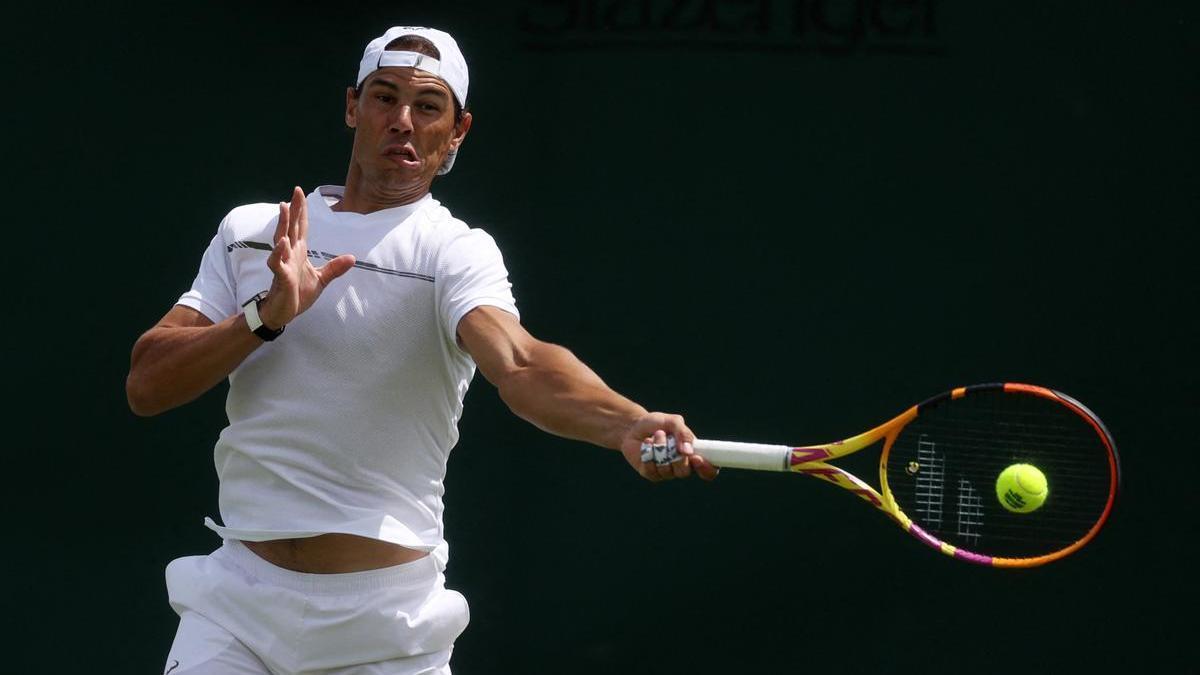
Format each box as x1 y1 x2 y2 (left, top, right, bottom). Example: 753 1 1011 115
693 439 791 472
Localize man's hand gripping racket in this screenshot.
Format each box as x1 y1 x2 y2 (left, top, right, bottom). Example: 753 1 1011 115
690 383 1120 568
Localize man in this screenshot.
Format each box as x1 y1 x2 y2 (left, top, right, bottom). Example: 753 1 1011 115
127 26 717 675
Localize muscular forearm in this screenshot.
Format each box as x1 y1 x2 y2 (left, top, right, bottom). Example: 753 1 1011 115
495 341 647 450
126 314 262 416
460 306 713 481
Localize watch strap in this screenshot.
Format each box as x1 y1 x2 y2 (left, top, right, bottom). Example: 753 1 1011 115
243 291 284 341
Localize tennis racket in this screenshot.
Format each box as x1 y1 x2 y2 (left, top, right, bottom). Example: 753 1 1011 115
694 383 1120 568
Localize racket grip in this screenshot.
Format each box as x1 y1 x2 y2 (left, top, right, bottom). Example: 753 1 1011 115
693 439 791 472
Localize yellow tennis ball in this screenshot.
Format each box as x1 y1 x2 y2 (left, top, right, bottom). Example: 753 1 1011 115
996 463 1048 513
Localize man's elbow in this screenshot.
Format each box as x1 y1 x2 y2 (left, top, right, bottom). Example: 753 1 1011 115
126 333 166 416
126 372 163 417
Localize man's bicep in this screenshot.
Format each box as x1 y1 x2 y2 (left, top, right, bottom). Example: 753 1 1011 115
157 304 216 329
129 304 217 377
456 305 534 386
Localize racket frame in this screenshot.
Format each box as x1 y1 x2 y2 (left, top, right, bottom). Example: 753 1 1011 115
693 383 1120 568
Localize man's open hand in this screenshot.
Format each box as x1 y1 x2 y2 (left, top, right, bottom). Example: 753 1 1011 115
258 187 356 328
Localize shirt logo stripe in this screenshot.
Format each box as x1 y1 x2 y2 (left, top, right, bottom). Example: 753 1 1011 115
227 240 434 282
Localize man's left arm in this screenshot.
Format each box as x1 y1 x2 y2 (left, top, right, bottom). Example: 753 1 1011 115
457 305 717 482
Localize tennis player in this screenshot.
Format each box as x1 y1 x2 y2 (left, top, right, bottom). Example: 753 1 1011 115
127 26 717 675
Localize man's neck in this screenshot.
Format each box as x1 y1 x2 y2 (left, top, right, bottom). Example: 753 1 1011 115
335 166 431 214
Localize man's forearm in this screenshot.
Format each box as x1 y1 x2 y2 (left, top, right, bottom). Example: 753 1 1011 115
494 341 647 450
126 314 262 416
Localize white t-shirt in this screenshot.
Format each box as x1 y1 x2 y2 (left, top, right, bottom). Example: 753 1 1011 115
177 186 518 569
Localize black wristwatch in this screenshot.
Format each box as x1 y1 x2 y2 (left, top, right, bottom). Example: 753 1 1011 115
242 291 284 341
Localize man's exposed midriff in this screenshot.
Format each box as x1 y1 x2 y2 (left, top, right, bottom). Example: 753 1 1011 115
244 533 428 573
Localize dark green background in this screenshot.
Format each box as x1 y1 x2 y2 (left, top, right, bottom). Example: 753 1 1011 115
11 1 1196 672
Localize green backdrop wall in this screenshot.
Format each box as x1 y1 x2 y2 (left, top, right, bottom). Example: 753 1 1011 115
10 1 1196 672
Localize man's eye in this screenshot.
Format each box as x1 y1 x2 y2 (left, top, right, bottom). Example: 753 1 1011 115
375 95 394 104
417 102 441 112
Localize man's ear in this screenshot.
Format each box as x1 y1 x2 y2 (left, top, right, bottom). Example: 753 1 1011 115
450 111 473 150
345 86 359 128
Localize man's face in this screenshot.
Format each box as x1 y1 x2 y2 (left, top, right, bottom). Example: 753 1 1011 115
345 67 470 190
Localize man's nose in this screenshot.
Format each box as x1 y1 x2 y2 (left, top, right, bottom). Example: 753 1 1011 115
389 105 414 134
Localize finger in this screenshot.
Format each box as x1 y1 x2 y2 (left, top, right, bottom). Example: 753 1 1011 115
317 254 357 287
289 187 304 243
267 234 284 271
276 235 292 265
639 439 654 464
670 453 692 479
665 435 684 461
651 431 673 480
650 430 671 466
639 437 662 483
689 454 720 482
655 459 675 480
662 417 696 448
293 186 308 241
274 202 289 245
663 436 689 477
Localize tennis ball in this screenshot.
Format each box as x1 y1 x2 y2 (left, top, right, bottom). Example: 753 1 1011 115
996 464 1048 513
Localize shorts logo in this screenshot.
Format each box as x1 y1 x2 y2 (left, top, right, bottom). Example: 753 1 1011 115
164 660 180 674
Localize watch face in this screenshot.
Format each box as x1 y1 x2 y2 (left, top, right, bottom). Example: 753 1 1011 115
243 292 282 340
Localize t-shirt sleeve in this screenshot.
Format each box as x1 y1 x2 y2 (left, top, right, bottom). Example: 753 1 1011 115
436 229 519 344
177 216 239 323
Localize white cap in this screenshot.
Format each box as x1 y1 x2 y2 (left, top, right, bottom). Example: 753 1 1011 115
357 26 469 106
356 27 470 174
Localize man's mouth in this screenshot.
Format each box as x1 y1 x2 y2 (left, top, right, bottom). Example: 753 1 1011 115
384 145 420 166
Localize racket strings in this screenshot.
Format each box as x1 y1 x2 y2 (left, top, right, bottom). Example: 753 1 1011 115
886 389 1114 559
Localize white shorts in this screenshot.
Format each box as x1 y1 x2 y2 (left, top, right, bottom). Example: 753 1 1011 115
164 540 469 675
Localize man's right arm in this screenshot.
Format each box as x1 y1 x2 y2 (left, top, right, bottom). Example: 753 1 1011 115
127 187 355 417
125 305 266 417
